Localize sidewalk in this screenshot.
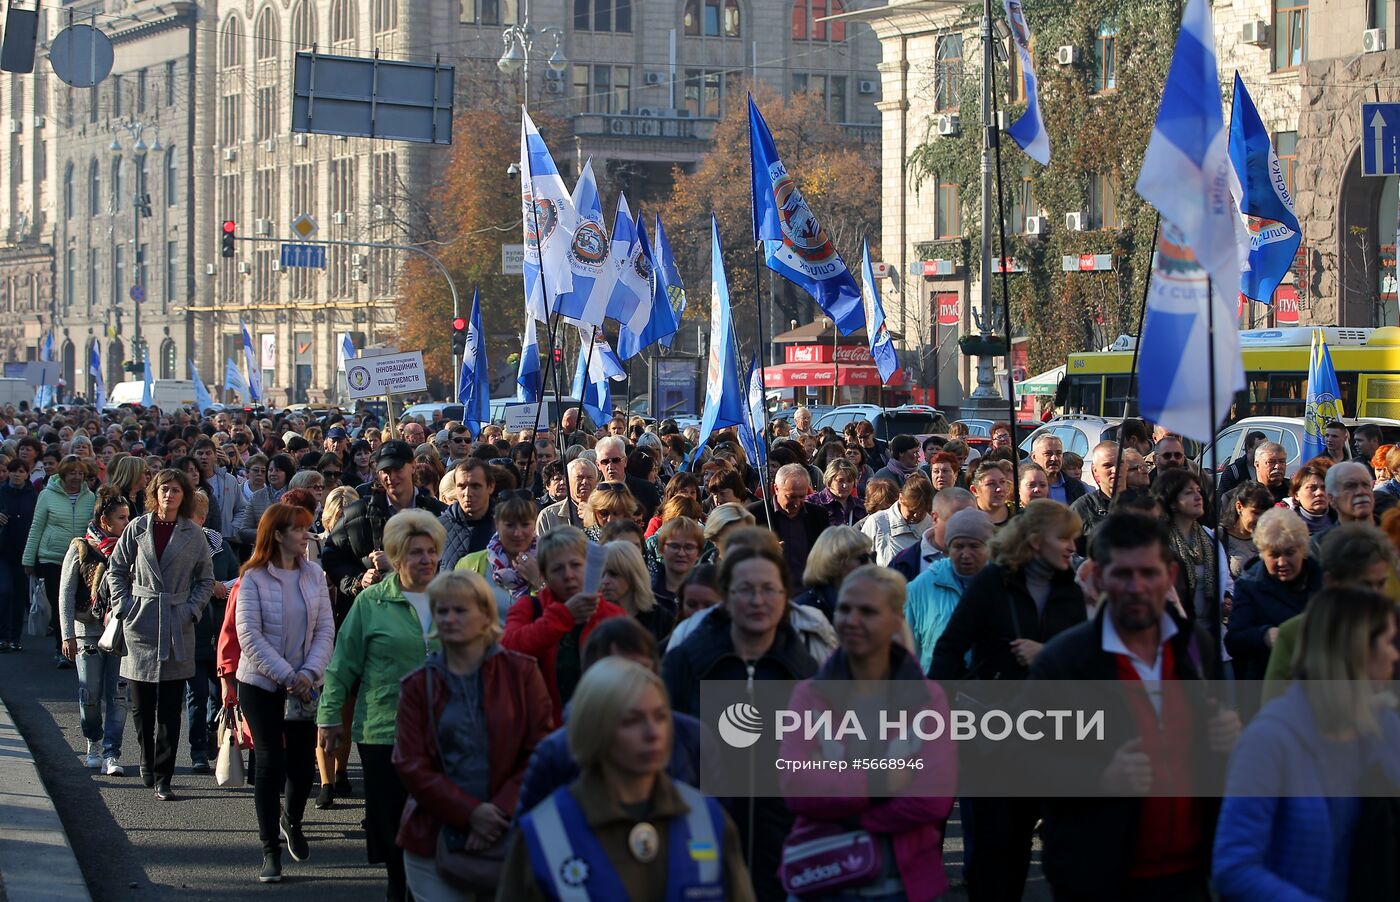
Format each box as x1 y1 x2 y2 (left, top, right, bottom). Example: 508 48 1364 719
0 699 90 902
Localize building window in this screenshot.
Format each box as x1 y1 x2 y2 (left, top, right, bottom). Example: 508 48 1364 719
290 163 316 299
1009 168 1035 233
165 61 176 106
291 1 317 48
219 94 241 147
373 0 397 33
570 66 632 114
255 7 279 60
1275 130 1297 198
64 249 75 308
1274 0 1307 68
573 0 630 32
165 240 179 305
112 246 124 306
88 88 98 124
165 147 177 205
684 0 740 37
136 69 147 112
1095 19 1117 92
331 0 357 43
683 69 723 117
111 156 123 209
256 87 278 141
220 17 244 68
792 73 847 121
935 182 961 238
63 163 74 218
88 249 99 309
463 0 519 26
791 0 846 41
111 74 122 118
934 34 962 112
88 159 100 215
1088 171 1121 230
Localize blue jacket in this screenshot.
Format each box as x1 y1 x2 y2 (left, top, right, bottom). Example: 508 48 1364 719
1213 684 1400 902
0 480 37 566
516 706 707 816
1224 557 1322 680
905 558 968 674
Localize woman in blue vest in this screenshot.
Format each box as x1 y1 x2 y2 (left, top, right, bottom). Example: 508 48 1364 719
498 657 755 901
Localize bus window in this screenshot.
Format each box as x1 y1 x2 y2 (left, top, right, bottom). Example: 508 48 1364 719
1104 375 1137 417
1066 376 1103 416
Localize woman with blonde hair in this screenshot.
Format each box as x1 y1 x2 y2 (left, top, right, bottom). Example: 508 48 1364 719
599 540 673 641
810 458 866 527
1226 506 1323 680
862 477 900 519
699 502 756 563
106 454 149 517
792 525 873 621
320 485 360 536
393 570 552 902
584 482 638 541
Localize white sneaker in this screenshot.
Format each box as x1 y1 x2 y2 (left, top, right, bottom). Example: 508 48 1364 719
84 742 102 769
103 756 125 776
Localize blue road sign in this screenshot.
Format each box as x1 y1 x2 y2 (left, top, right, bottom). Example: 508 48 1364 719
129 284 144 302
280 243 327 269
1362 103 1400 177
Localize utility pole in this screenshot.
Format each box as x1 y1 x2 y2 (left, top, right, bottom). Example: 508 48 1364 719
111 121 160 379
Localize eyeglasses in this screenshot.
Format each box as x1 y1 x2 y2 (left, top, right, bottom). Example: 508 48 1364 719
665 542 700 554
595 482 629 494
322 470 342 478
451 437 470 445
600 456 625 465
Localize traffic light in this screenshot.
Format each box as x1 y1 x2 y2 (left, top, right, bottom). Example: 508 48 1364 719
452 316 468 355
221 220 236 258
552 347 563 364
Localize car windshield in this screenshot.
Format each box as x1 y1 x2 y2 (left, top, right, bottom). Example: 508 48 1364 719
881 411 947 436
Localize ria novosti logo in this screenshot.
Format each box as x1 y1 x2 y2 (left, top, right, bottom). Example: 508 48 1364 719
716 702 764 748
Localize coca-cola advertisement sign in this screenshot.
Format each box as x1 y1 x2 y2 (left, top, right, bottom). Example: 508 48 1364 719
835 346 874 364
785 345 876 365
936 292 960 327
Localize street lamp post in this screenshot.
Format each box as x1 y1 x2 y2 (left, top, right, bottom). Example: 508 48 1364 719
496 0 568 113
110 121 160 379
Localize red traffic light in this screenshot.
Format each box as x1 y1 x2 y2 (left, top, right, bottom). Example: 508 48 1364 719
452 317 468 331
552 348 563 363
222 220 237 234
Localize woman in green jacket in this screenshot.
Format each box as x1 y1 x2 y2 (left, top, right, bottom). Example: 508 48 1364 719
316 509 443 902
24 456 96 667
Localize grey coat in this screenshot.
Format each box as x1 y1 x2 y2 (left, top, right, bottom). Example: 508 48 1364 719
106 514 215 683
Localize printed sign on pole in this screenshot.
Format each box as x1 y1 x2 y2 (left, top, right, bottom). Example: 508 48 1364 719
345 350 429 399
503 402 540 432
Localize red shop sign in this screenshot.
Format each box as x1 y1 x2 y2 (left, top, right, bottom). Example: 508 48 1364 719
935 292 960 327
1275 286 1299 324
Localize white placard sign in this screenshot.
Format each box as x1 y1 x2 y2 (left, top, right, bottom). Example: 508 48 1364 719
24 360 62 388
503 402 540 432
502 244 524 275
344 350 428 399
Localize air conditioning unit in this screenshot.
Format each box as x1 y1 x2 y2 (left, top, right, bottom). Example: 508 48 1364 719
293 133 307 147
544 68 564 80
635 106 658 117
204 263 216 275
1241 20 1270 46
936 114 960 136
237 261 251 274
262 139 274 152
332 211 346 225
645 72 665 85
1057 45 1080 66
1364 28 1387 52
270 260 282 272
351 267 367 283
858 79 877 95
32 116 44 129
335 135 348 142
9 120 22 134
222 147 237 161
1024 215 1045 235
351 253 364 266
544 80 564 94
1064 211 1086 231
254 218 271 236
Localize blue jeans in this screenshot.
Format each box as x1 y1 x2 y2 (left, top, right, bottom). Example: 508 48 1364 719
185 660 213 762
77 641 128 758
0 559 24 644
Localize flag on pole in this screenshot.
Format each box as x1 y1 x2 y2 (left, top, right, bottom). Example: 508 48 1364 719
555 159 613 327
1228 72 1301 304
516 316 542 403
224 358 247 399
861 240 900 384
458 287 490 436
190 359 214 414
570 324 625 428
338 332 356 370
692 217 748 462
240 319 263 403
653 215 687 348
749 96 865 335
521 110 576 324
89 342 105 412
604 198 653 327
736 352 768 474
1302 328 1343 463
1133 0 1244 443
141 348 154 407
616 216 665 359
1002 0 1051 165
35 330 54 408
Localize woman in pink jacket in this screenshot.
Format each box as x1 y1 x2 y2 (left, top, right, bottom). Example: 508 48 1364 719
778 565 957 902
235 503 335 884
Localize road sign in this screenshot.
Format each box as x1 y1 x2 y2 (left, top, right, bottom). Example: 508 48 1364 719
292 51 454 145
502 243 524 275
344 349 428 399
290 213 318 239
280 243 327 269
1362 103 1400 177
129 284 145 302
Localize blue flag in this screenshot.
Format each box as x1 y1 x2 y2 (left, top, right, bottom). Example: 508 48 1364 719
1002 0 1050 165
570 324 623 428
190 359 214 414
861 240 900 384
1228 72 1301 304
555 159 613 327
35 330 54 408
603 195 651 326
617 216 668 359
521 110 576 323
240 319 263 403
736 352 768 475
749 95 864 335
224 358 247 399
458 287 490 436
1302 328 1343 463
693 217 748 462
653 215 687 349
516 316 542 403
339 333 356 371
89 342 105 411
141 345 154 407
1133 0 1244 442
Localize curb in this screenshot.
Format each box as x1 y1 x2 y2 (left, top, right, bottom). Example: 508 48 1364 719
0 698 91 902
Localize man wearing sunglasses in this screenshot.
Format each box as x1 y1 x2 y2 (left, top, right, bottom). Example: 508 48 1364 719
598 436 660 521
538 458 597 533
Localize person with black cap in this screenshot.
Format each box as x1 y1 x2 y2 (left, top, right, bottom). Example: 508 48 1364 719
323 425 350 461
322 440 447 600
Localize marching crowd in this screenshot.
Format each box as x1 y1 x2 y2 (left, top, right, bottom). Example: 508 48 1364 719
2 400 1399 902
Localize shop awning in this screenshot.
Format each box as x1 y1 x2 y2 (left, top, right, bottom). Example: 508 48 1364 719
763 363 906 388
1015 364 1065 396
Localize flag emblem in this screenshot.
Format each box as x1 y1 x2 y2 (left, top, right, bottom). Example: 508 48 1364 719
772 165 837 264
1244 215 1296 249
633 251 653 283
347 365 372 391
522 193 560 250
569 220 608 267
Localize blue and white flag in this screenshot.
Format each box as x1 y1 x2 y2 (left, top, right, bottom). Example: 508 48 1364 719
1228 73 1301 304
141 345 154 407
1002 0 1051 165
570 324 626 428
617 216 668 359
338 332 357 371
224 358 247 399
521 110 576 324
749 95 864 335
653 215 687 349
861 240 900 384
604 197 653 327
240 319 263 404
1134 0 1244 443
190 359 214 414
458 287 490 436
692 217 748 463
1302 328 1343 463
555 160 613 327
35 330 54 408
516 316 542 403
89 342 105 412
736 352 768 474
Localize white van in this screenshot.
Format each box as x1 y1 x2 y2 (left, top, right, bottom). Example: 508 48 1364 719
107 379 199 410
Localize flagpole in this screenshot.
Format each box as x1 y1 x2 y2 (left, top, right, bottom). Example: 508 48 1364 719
1109 212 1161 502
1206 274 1225 668
986 37 1021 510
751 242 777 517
521 163 567 490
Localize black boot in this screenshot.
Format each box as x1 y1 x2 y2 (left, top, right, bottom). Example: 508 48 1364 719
259 850 283 884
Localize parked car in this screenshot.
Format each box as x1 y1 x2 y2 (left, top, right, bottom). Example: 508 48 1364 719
1018 414 1125 459
813 404 951 439
402 402 465 425
1199 415 1400 478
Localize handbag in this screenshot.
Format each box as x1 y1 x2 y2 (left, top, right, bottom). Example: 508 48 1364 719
779 822 883 897
424 666 507 893
97 615 125 656
215 706 247 787
25 576 49 637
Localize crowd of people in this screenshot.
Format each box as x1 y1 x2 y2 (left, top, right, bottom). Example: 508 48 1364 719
6 399 1399 901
